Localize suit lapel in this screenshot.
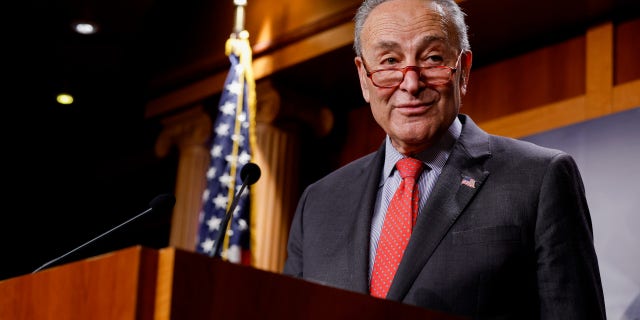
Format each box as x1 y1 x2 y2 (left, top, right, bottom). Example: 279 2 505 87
387 115 492 301
345 142 387 292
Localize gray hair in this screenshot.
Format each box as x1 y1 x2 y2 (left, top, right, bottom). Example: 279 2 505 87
353 0 470 56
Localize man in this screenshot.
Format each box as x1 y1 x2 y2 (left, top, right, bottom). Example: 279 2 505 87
283 0 607 319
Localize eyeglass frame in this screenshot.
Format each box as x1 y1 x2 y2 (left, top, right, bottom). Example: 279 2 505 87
360 52 463 88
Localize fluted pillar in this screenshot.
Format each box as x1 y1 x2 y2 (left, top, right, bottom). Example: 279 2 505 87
155 105 212 251
250 123 299 272
251 80 334 272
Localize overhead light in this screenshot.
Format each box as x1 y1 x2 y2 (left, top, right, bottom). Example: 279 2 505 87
72 21 99 35
56 93 74 105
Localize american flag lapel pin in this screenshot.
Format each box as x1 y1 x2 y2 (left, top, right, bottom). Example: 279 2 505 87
461 176 476 189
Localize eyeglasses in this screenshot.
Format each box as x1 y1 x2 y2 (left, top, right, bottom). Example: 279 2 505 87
361 53 462 88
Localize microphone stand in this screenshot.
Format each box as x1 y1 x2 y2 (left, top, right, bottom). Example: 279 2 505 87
210 182 250 259
32 194 175 273
210 163 260 259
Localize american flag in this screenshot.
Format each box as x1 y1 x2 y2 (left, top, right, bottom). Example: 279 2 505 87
461 176 476 189
196 35 256 264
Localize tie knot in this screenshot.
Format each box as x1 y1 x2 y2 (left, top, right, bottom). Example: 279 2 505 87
396 157 423 179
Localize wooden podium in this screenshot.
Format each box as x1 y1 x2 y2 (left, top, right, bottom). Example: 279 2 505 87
0 246 465 319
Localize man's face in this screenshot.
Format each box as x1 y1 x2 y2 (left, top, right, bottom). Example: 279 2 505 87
354 0 471 155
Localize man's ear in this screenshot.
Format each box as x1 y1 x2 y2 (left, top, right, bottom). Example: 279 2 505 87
459 50 473 96
354 56 371 103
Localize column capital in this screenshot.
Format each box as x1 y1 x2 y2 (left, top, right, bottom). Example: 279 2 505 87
256 79 334 137
155 105 212 158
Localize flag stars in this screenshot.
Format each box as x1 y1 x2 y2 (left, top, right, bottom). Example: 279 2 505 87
232 204 242 217
215 123 231 136
202 189 210 202
206 167 217 180
207 216 222 231
212 193 228 209
238 151 251 165
226 245 241 263
218 172 233 188
221 101 236 115
211 145 223 158
233 63 244 74
237 219 248 231
200 238 215 253
225 153 238 164
226 80 242 96
231 133 245 145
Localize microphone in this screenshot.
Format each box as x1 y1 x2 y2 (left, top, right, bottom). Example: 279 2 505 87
32 193 176 273
240 162 261 186
210 162 261 258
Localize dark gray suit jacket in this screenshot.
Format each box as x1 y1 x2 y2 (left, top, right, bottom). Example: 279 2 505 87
283 114 606 319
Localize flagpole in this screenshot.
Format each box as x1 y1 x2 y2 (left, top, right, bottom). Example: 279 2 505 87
233 0 247 35
228 0 258 265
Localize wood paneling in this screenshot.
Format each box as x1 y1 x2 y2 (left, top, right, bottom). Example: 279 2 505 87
615 18 640 85
339 106 385 166
585 23 614 119
463 36 586 123
0 246 158 320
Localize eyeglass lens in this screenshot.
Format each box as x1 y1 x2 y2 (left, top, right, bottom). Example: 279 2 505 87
371 66 453 87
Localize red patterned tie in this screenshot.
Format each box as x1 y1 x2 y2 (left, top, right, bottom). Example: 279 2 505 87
370 157 423 298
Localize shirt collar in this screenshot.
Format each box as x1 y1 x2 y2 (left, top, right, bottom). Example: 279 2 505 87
380 116 462 185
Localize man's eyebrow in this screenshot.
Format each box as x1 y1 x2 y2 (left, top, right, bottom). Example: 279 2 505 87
372 36 448 52
373 40 401 52
420 35 447 46
422 35 446 42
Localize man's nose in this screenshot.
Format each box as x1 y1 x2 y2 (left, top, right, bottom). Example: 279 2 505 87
399 66 423 91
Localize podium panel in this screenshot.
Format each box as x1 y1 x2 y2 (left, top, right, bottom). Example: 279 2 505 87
0 246 465 320
0 246 158 320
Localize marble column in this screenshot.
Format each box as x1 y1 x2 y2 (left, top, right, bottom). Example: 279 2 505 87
250 79 334 272
155 106 212 251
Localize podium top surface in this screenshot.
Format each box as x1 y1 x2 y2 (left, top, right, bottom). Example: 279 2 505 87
0 246 466 320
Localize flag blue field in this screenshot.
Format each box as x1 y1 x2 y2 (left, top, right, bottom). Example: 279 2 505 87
196 35 256 264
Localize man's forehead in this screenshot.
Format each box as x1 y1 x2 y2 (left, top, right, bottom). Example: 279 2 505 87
373 36 447 47
362 0 447 35
366 0 442 19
